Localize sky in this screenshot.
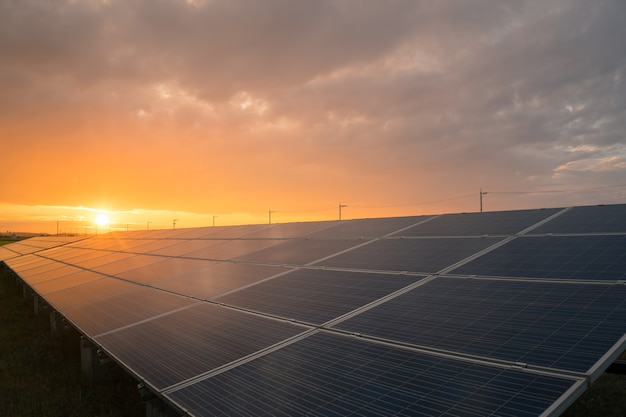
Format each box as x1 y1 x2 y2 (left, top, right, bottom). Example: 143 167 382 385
1 0 625 234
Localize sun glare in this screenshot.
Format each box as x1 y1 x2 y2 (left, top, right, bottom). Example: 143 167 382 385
94 213 110 226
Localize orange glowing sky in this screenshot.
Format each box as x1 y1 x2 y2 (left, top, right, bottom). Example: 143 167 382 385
1 1 626 234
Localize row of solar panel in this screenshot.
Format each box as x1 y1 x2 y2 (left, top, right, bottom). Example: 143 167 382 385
54 203 626 244
2 204 626 417
7 248 626 380
8 234 626 286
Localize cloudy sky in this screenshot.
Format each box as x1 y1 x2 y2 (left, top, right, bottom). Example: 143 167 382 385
1 0 625 233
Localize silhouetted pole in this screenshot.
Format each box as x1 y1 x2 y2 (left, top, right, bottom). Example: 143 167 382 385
147 221 152 230
480 188 488 212
339 203 347 220
269 210 275 224
213 215 218 227
173 219 178 229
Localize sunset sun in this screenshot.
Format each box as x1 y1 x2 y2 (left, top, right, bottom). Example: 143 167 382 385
94 213 110 226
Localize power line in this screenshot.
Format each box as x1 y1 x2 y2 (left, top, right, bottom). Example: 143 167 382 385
488 183 626 195
351 193 476 209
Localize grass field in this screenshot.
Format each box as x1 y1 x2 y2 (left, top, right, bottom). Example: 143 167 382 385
1 265 625 416
0 267 144 417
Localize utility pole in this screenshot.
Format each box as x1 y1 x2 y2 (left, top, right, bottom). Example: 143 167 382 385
268 210 275 225
480 188 488 212
147 221 152 230
212 215 218 227
173 219 178 229
339 203 347 220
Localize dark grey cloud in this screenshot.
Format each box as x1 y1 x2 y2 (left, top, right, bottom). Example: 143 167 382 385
1 0 625 213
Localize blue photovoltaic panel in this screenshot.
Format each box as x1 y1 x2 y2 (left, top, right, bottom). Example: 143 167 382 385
5 204 626 417
44 278 137 311
121 238 184 254
531 204 626 234
452 235 626 280
316 237 502 273
116 257 213 284
166 331 578 417
183 239 281 261
334 277 626 373
5 255 56 273
41 247 110 263
71 252 135 269
8 260 69 281
147 239 224 256
306 216 428 239
216 269 424 324
32 270 106 295
241 221 335 238
0 246 20 261
396 208 562 237
14 264 84 286
91 254 165 276
95 303 307 390
63 286 197 336
155 262 288 299
234 239 365 265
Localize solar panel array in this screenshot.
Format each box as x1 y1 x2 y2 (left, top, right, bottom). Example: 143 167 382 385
2 204 626 416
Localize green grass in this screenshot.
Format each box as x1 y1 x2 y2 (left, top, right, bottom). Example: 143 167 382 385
1 266 625 416
0 268 144 417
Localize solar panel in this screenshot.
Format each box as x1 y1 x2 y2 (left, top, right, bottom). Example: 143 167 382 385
95 303 308 390
333 276 626 374
63 286 198 336
166 331 581 417
32 270 106 296
305 216 428 238
216 268 424 324
451 235 626 281
316 237 503 273
3 203 626 417
115 257 213 284
234 238 366 265
183 239 281 260
45 277 137 311
155 262 289 299
531 204 626 234
396 208 562 236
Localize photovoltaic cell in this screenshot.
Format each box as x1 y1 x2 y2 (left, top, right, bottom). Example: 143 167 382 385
307 216 428 239
155 262 288 299
333 277 626 373
316 237 503 273
91 254 165 276
183 239 281 260
44 278 137 311
241 221 335 238
166 332 578 417
116 258 213 284
63 286 197 336
5 255 56 273
8 260 69 281
0 246 19 261
234 239 365 265
147 239 224 256
32 270 106 295
216 269 424 324
71 252 135 269
396 208 562 236
5 204 626 417
452 235 626 280
95 303 307 390
14 264 84 285
531 204 626 234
